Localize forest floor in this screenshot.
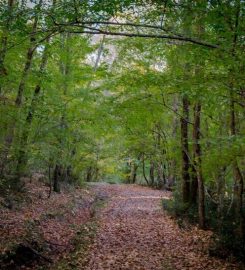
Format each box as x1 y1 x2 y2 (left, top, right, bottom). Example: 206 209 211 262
0 178 97 269
82 183 242 270
0 182 244 269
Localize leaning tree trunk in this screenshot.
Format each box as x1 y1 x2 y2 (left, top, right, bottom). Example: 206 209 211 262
16 40 50 177
0 13 39 177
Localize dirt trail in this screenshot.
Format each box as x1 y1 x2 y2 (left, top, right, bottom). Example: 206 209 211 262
85 184 240 270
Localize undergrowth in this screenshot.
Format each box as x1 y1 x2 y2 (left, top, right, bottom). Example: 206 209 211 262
162 196 245 263
53 221 98 270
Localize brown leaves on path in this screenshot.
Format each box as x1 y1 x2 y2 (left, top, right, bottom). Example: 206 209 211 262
1 183 242 269
85 184 241 270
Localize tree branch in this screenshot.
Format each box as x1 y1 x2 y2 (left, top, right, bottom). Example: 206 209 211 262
64 28 218 48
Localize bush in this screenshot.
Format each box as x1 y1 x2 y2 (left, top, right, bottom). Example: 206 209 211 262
163 195 245 262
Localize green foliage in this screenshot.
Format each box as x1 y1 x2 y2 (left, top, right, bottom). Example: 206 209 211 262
0 0 244 260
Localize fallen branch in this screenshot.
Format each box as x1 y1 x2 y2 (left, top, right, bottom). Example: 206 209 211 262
45 240 68 247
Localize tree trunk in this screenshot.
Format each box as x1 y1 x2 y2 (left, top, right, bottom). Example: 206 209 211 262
228 0 244 237
86 166 93 182
129 161 137 184
193 102 205 229
53 165 61 193
181 95 191 203
0 14 39 177
230 90 244 236
149 161 155 186
168 96 178 187
16 41 50 177
0 0 15 94
190 106 198 204
53 32 71 183
157 162 165 189
153 126 166 189
217 166 226 231
142 154 150 186
190 163 198 204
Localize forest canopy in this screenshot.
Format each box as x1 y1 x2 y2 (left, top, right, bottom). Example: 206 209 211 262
0 0 245 262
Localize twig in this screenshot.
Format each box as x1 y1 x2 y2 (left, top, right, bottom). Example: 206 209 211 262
45 240 67 247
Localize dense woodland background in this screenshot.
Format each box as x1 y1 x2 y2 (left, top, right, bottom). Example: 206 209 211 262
0 0 244 263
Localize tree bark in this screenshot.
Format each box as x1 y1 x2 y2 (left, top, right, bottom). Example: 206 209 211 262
0 0 15 94
229 0 244 236
53 164 61 193
129 161 137 184
16 40 50 177
217 166 226 230
190 163 198 204
157 161 165 189
142 154 150 186
0 10 40 177
168 96 178 187
54 32 71 184
86 166 93 182
230 89 244 236
181 95 191 203
193 102 205 229
149 160 155 186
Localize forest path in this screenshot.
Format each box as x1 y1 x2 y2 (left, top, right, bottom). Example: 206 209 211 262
85 183 238 270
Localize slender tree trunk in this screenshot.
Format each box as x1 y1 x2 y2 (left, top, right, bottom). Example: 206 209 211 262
193 102 205 228
129 161 137 184
142 153 150 186
86 166 93 182
190 164 198 204
94 167 99 181
53 164 61 193
181 95 191 203
190 106 198 204
157 162 165 189
53 32 72 184
230 89 244 236
149 160 155 186
0 0 15 94
228 0 244 236
217 115 226 223
0 13 39 177
48 164 52 198
168 96 178 187
15 47 37 106
217 166 226 231
16 40 50 177
154 126 165 189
